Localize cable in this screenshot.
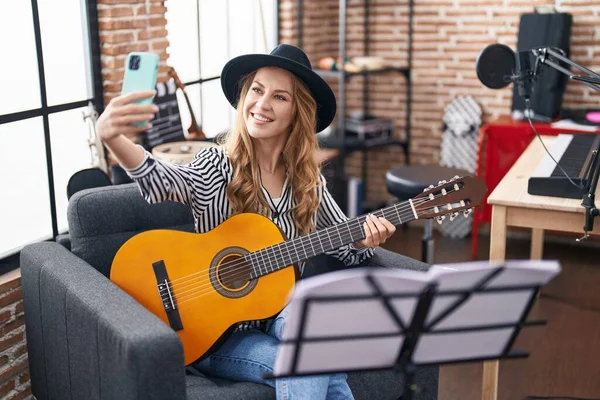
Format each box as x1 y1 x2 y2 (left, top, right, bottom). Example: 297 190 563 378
524 98 585 192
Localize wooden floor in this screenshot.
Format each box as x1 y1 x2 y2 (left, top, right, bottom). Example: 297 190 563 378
384 226 600 400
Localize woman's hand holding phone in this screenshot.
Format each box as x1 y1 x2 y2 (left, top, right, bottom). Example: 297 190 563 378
95 52 159 169
95 91 158 169
96 91 158 143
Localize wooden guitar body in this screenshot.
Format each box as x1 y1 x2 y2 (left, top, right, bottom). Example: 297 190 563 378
110 213 296 365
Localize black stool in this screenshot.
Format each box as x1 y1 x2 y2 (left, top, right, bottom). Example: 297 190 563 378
386 165 469 264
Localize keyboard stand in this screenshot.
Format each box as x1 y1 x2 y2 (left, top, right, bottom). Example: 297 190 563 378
527 134 600 199
527 47 600 239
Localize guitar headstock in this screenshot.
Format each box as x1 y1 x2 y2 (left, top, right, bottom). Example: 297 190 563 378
167 67 185 91
412 176 487 224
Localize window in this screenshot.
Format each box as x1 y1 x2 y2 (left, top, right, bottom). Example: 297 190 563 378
165 0 278 138
0 0 102 259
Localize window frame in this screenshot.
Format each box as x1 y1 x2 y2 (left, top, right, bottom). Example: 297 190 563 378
0 0 103 264
0 0 281 267
170 0 280 130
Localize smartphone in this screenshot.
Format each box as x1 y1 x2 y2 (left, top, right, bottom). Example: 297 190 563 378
121 52 159 126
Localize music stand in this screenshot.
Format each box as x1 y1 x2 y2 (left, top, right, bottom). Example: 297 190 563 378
268 260 561 400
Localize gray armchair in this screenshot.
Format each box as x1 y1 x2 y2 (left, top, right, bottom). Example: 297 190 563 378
21 183 438 400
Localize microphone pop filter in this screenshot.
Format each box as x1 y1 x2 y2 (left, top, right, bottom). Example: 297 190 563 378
476 44 515 89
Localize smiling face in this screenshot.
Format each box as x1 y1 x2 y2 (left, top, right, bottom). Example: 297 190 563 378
243 67 295 141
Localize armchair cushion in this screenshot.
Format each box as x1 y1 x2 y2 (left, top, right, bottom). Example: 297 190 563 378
186 371 275 399
67 183 194 277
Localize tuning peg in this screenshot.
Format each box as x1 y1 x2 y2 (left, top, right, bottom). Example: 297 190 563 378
463 208 472 217
450 175 460 181
449 211 459 221
423 184 435 192
438 180 447 185
436 215 446 224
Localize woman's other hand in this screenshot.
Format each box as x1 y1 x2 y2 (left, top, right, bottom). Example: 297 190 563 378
353 214 396 248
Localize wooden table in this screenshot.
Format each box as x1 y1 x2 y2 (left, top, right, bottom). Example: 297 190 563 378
482 135 600 400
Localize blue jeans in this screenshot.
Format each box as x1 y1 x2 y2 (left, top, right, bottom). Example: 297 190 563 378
194 305 354 400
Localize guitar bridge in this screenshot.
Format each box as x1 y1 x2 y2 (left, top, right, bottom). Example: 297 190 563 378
153 260 184 331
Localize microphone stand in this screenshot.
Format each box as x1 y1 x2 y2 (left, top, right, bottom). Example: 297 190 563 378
530 47 600 240
532 47 600 92
577 146 600 241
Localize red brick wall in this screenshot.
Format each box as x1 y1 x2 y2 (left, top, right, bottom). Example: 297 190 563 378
280 0 600 203
0 271 30 400
98 0 171 105
97 1 171 164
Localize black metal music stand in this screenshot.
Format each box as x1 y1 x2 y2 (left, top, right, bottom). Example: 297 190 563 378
267 261 561 400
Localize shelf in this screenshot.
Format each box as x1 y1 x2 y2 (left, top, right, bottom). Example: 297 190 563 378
318 136 408 153
298 0 413 212
314 66 410 80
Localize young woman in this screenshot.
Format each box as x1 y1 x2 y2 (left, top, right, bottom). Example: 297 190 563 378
97 44 396 400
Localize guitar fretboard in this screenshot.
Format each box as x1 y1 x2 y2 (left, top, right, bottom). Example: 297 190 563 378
246 200 418 278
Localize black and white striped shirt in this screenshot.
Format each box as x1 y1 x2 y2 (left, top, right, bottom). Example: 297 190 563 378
125 146 373 330
125 145 374 273
126 145 374 331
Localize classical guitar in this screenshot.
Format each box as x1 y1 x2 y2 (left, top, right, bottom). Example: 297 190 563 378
110 176 486 365
167 67 206 140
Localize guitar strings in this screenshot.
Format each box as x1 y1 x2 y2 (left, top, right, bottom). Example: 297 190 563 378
162 192 461 305
173 202 468 307
160 192 462 304
161 194 435 296
163 193 465 306
163 196 426 291
160 203 426 306
172 205 418 307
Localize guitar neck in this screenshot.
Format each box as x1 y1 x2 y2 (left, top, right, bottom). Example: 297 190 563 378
169 67 205 139
248 200 417 278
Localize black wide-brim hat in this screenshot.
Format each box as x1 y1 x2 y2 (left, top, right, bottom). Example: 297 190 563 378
221 44 336 133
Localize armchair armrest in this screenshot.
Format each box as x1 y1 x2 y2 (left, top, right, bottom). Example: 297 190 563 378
369 247 430 272
21 242 186 400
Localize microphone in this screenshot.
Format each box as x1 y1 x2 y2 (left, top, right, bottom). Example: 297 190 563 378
478 43 600 242
514 50 536 99
475 44 515 89
475 44 539 99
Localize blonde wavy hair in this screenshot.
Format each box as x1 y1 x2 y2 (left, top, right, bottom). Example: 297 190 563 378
219 68 322 236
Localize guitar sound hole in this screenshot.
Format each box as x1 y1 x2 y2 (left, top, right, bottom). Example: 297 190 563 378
210 246 257 299
218 254 251 290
